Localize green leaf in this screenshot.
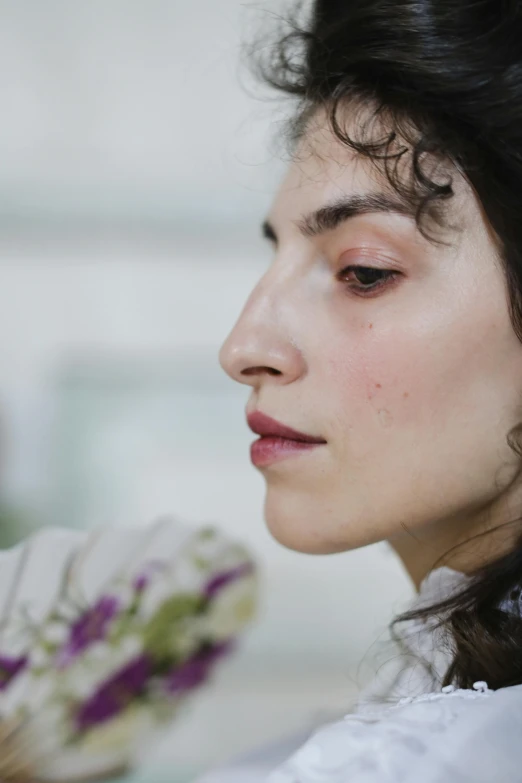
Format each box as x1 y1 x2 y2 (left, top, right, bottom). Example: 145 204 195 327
142 594 204 658
192 556 209 571
199 527 217 539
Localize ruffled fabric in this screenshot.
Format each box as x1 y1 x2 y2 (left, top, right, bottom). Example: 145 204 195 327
265 566 522 782
265 681 522 783
198 565 522 783
354 565 469 714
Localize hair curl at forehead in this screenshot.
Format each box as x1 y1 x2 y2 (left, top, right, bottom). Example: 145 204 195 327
293 94 459 244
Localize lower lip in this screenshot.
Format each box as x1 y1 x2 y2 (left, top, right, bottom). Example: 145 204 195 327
250 436 325 467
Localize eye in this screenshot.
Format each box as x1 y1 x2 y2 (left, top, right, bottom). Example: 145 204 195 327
337 265 399 295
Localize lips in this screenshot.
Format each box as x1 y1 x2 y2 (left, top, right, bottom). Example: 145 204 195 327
247 411 327 468
247 411 326 444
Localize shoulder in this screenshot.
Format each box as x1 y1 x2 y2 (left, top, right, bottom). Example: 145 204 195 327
266 683 522 783
193 727 320 783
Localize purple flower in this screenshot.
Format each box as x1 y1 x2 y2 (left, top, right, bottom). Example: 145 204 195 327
165 640 235 695
132 560 167 594
57 596 120 667
0 654 27 690
75 654 151 731
204 563 254 600
133 574 148 593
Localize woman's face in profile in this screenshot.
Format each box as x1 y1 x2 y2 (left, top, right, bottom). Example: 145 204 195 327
219 110 522 566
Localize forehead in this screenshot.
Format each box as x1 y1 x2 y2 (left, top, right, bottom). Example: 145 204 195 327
271 119 377 221
268 107 476 241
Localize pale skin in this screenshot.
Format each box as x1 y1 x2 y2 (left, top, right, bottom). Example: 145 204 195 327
219 108 522 590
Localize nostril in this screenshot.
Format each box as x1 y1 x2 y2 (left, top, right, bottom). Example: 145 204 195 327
241 366 282 377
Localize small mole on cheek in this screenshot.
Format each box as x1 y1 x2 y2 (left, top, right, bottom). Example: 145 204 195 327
369 323 373 329
403 392 409 398
367 382 382 401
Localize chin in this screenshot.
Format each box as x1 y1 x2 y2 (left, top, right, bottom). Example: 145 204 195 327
263 484 390 554
263 491 348 555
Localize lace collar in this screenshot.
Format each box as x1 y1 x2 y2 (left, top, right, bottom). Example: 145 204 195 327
264 565 513 783
354 565 472 713
416 564 471 606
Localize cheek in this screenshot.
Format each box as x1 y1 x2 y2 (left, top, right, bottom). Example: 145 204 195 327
324 327 420 438
323 305 516 466
325 324 451 448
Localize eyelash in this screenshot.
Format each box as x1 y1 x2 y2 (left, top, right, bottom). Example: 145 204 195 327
337 265 400 296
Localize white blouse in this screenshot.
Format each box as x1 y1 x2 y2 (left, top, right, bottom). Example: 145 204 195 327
197 566 522 782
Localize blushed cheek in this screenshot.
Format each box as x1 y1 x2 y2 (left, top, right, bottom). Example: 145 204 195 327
325 333 421 438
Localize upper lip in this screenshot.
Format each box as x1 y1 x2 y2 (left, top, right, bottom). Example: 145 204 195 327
247 411 327 444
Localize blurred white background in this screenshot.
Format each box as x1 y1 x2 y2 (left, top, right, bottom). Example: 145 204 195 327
0 1 413 776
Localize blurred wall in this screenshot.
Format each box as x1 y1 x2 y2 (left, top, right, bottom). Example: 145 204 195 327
0 0 280 221
0 1 414 770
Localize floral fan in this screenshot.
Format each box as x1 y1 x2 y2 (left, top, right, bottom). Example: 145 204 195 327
0 517 257 781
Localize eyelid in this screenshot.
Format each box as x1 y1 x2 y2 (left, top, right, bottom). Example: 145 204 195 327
338 246 402 268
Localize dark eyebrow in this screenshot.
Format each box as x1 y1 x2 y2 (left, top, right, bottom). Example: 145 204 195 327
262 192 419 245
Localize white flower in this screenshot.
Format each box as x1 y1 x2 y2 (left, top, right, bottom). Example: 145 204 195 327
41 622 69 646
204 574 258 642
54 636 144 699
76 704 155 756
23 702 70 758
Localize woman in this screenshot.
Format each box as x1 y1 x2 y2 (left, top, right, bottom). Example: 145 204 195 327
198 0 522 780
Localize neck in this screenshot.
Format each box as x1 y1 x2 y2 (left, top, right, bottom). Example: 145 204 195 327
388 503 521 591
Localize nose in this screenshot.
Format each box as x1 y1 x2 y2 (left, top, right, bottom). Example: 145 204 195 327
219 278 306 388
